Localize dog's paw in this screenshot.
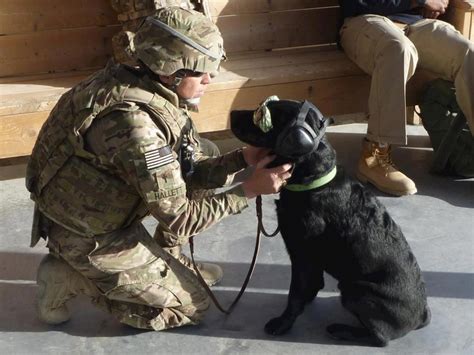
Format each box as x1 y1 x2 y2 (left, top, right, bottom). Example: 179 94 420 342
326 323 356 340
326 323 388 347
264 316 293 335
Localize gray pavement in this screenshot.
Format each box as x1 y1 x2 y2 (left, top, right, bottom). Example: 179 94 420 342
1 123 473 354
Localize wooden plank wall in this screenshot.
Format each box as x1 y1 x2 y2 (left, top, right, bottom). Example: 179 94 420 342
0 0 119 78
207 0 339 15
1 0 471 159
209 0 340 53
444 0 474 40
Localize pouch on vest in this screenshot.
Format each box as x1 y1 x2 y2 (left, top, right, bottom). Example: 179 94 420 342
419 79 474 178
37 156 144 236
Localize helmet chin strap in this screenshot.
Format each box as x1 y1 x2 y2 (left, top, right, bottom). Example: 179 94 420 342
179 96 200 112
171 76 183 89
171 76 202 108
157 75 201 110
183 97 201 105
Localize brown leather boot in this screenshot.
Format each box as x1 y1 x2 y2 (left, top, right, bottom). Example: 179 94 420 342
164 246 223 286
36 254 99 324
357 139 417 196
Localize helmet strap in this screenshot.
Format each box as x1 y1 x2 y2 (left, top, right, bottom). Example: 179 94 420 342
136 60 199 110
172 76 183 88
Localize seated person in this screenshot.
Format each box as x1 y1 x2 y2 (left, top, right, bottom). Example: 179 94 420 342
338 0 473 195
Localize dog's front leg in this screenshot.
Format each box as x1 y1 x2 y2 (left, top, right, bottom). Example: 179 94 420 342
265 261 324 335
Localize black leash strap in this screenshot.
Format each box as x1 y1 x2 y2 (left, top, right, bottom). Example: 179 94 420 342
256 195 280 237
189 195 279 314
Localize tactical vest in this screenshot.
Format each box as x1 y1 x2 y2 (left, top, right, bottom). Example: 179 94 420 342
26 62 198 239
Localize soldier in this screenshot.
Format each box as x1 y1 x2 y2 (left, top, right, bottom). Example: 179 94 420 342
26 7 292 331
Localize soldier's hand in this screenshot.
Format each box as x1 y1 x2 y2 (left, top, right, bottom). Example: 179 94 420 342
241 155 292 198
242 146 272 166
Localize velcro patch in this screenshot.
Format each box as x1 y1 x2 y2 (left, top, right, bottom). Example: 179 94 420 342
144 146 174 170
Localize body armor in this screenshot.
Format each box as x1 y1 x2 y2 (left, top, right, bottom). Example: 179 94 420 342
26 62 197 239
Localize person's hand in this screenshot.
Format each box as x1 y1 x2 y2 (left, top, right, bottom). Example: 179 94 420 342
423 0 449 14
241 155 293 198
422 8 441 18
242 146 272 166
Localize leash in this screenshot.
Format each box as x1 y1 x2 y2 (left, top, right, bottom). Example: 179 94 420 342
256 195 280 237
189 195 280 314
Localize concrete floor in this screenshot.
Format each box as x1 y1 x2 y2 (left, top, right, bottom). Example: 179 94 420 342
1 123 473 354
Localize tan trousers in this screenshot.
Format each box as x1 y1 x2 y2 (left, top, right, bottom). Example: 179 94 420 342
340 15 474 145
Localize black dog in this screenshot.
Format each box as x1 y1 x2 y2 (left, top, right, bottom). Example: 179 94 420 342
231 99 430 347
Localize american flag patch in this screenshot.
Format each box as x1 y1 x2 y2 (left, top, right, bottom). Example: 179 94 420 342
144 146 174 170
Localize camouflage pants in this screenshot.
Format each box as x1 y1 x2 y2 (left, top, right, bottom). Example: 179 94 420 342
46 222 210 331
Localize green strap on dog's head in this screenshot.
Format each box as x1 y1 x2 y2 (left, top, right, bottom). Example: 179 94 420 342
253 95 280 132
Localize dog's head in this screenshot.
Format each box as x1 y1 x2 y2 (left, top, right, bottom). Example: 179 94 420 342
231 97 336 182
231 97 331 158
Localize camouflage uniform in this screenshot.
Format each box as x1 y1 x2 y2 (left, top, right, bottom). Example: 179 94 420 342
27 8 246 330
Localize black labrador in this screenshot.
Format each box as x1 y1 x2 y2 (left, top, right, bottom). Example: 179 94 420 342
230 99 430 347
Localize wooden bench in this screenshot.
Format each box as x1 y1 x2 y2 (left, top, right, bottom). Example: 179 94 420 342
1 0 473 162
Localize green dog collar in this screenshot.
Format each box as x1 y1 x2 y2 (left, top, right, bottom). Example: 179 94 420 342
284 166 337 192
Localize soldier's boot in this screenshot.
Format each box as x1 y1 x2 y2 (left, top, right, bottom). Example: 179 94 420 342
356 139 417 196
164 246 223 286
36 254 99 325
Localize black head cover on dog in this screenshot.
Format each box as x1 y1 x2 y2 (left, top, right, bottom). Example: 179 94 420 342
274 100 330 159
231 98 331 159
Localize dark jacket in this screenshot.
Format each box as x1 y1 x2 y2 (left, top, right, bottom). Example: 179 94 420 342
339 0 423 24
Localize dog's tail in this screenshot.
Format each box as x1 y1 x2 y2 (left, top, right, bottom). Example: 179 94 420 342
326 323 388 347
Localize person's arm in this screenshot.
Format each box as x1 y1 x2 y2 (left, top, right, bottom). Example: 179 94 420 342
420 0 451 18
186 148 248 189
187 145 272 190
85 108 290 243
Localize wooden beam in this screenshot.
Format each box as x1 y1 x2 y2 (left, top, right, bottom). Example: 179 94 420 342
445 0 474 39
0 73 91 116
208 0 338 16
191 75 371 132
450 0 474 10
0 111 47 159
209 56 362 92
0 49 360 117
0 0 117 35
0 26 119 77
0 69 435 160
215 7 339 53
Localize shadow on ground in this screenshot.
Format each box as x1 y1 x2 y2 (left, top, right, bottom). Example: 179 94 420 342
1 251 472 343
327 131 474 209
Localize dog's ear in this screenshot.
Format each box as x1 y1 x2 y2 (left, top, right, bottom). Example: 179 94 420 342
274 101 318 158
274 124 316 158
274 101 333 159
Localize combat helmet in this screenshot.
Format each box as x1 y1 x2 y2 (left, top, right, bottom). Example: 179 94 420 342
130 6 225 76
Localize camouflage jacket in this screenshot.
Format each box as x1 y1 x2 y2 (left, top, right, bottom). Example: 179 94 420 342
26 61 248 245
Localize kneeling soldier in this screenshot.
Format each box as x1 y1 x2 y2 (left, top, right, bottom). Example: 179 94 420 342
26 7 292 330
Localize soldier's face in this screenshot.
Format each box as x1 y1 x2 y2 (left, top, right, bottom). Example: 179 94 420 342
175 72 212 101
